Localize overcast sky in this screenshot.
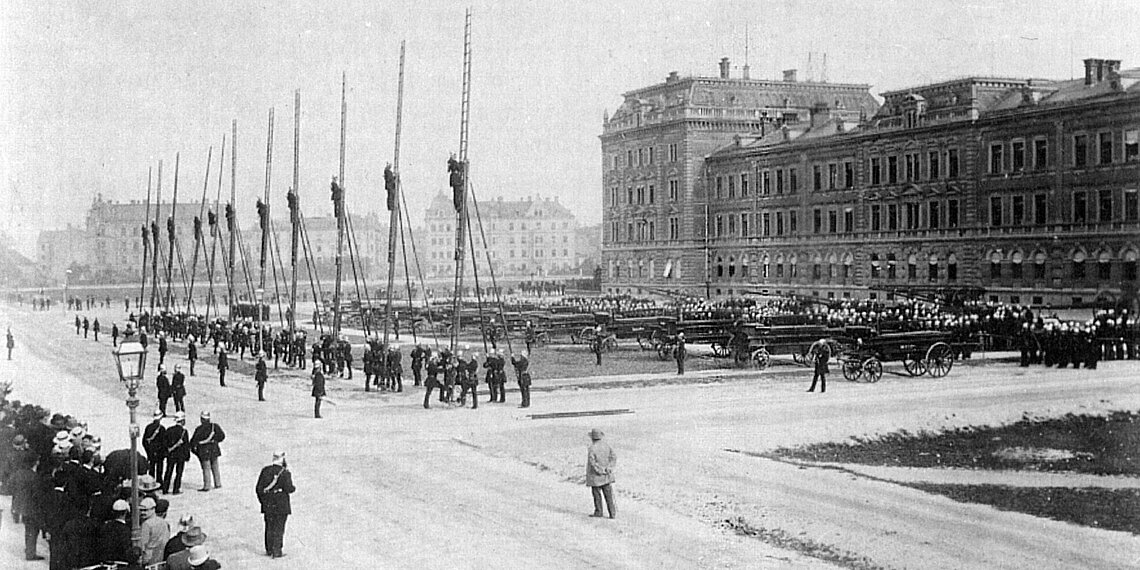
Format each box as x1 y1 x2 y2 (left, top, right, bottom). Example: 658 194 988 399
2 0 1138 256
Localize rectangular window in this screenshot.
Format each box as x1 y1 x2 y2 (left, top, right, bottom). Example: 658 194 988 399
648 184 655 204
871 157 881 186
871 205 881 231
741 214 749 237
762 171 771 195
763 213 771 236
1125 189 1138 221
813 165 822 190
1073 191 1088 223
1073 260 1086 280
844 161 854 188
990 143 1004 174
1099 189 1113 222
948 149 960 178
929 151 939 180
1074 134 1088 168
715 215 724 237
1012 263 1023 280
948 199 959 228
1099 132 1113 165
844 209 854 233
776 263 784 278
1125 261 1138 281
789 211 798 233
1034 193 1048 224
789 168 799 193
1012 195 1025 226
905 154 916 181
828 210 837 233
727 215 736 235
775 169 784 194
828 163 838 190
716 177 723 199
627 149 632 166
1126 130 1139 161
669 217 679 240
888 156 898 184
776 212 785 235
1098 261 1111 280
990 197 1003 227
1034 262 1046 280
669 143 678 162
1034 138 1048 169
669 179 678 202
648 146 655 165
929 201 940 229
991 262 1001 279
948 262 958 281
740 173 749 197
1012 140 1025 171
727 177 735 199
813 209 822 233
627 222 633 241
888 204 899 230
648 221 656 241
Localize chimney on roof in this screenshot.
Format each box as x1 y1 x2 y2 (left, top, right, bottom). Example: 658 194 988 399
742 64 751 80
809 102 832 130
719 57 730 79
666 71 680 83
783 69 797 82
1083 58 1120 85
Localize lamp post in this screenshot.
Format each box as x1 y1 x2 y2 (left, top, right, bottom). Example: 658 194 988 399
256 288 265 355
112 341 148 549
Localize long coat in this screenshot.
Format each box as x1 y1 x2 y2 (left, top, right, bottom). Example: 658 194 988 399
171 372 186 398
311 370 326 398
256 464 294 515
156 372 172 399
190 422 226 461
143 420 166 458
814 350 830 375
586 439 617 487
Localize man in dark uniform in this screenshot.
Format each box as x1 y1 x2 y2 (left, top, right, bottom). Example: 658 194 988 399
155 366 172 416
591 331 604 366
311 363 326 419
92 318 101 342
83 316 90 339
387 346 403 393
171 365 187 412
485 351 500 403
410 344 426 387
76 314 81 335
162 412 190 494
341 339 354 380
362 342 374 391
674 332 687 375
256 451 295 558
190 411 225 492
217 348 229 387
187 337 198 376
511 352 532 408
808 343 830 393
143 410 167 487
158 333 169 369
255 354 268 402
525 320 537 353
6 327 13 360
111 322 120 347
423 353 442 409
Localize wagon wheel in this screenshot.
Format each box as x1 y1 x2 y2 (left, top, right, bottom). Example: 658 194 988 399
711 341 731 358
902 354 927 376
656 343 673 361
602 335 618 353
842 359 864 382
862 358 883 383
925 342 954 377
751 348 771 370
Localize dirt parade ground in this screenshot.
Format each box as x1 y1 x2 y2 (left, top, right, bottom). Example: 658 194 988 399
2 303 1139 569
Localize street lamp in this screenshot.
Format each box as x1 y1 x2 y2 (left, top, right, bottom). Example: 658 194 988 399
112 341 148 550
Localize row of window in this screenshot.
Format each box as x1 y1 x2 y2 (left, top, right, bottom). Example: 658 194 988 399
611 143 680 170
607 257 684 280
429 248 571 260
608 179 681 207
428 221 571 232
989 129 1140 174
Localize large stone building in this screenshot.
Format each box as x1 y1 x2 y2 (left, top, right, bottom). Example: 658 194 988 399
424 192 579 280
603 57 1140 308
600 58 879 293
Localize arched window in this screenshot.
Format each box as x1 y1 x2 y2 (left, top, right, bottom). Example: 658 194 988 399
1122 249 1138 281
989 251 1003 280
886 253 898 280
870 253 881 279
789 253 799 279
1072 250 1087 280
947 252 958 281
1010 250 1024 279
928 253 939 281
762 254 771 279
1096 249 1111 280
1033 251 1047 280
728 256 737 278
907 253 918 280
716 256 724 278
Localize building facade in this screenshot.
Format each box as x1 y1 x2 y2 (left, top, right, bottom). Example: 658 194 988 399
424 193 579 279
630 58 1139 308
600 58 880 293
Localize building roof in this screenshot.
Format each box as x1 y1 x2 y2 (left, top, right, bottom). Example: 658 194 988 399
427 193 575 220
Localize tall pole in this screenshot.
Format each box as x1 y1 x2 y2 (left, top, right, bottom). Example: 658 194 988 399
206 135 226 322
126 378 140 549
332 73 347 338
450 10 473 351
150 161 163 316
229 119 237 317
383 41 406 348
289 90 301 338
139 168 152 311
187 147 213 314
260 109 274 296
165 152 180 311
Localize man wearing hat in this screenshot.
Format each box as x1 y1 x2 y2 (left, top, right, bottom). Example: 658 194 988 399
674 332 687 375
162 412 191 494
187 544 221 569
165 525 207 569
172 365 187 413
311 364 326 419
143 410 167 487
6 326 13 360
97 499 132 564
163 514 198 560
586 428 617 519
139 496 170 565
187 336 198 376
255 353 268 401
256 451 295 558
190 411 226 491
511 352 532 408
156 366 172 416
217 348 229 387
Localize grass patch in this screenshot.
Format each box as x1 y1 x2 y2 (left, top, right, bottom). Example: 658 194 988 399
719 517 888 570
906 484 1140 535
774 411 1140 476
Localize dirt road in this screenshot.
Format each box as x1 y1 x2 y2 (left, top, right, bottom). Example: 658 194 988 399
2 304 1138 569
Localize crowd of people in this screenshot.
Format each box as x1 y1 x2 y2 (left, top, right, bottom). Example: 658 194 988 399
0 399 224 568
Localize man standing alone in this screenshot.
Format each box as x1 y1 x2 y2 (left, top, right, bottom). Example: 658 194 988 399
808 343 830 393
586 428 617 519
256 451 295 558
6 327 13 360
674 333 687 375
217 349 228 387
190 411 225 492
311 363 326 419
